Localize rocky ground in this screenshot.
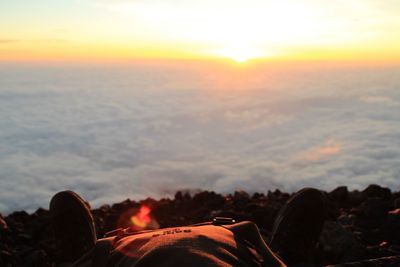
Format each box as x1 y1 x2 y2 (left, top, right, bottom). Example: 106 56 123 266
1 184 400 266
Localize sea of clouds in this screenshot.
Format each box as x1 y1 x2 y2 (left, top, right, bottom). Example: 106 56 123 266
0 62 399 213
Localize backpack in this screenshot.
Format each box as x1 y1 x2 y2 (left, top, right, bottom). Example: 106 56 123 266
73 218 285 267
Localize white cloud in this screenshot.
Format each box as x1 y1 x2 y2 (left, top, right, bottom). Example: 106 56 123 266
0 62 400 214
360 95 400 106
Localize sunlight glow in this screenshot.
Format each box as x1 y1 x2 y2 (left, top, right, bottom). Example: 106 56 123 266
1 0 400 61
216 46 265 62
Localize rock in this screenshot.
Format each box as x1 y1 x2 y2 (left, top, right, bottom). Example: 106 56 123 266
329 186 349 205
111 199 134 212
233 190 250 200
326 255 400 267
320 221 367 263
394 198 400 209
22 249 48 267
192 191 225 210
323 192 341 220
173 191 191 201
347 190 364 206
361 184 391 200
174 191 184 202
0 249 15 266
337 214 356 226
252 192 265 200
361 198 392 218
384 209 400 245
17 233 32 242
267 189 290 201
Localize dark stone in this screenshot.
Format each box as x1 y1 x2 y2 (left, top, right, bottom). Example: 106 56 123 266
111 199 134 212
348 190 365 206
174 191 184 202
361 198 392 218
329 186 349 204
323 192 341 220
384 210 400 245
192 191 225 209
252 192 265 200
267 189 290 201
320 221 367 263
337 214 356 226
233 190 250 200
362 184 392 200
394 198 400 209
0 249 15 266
22 249 49 267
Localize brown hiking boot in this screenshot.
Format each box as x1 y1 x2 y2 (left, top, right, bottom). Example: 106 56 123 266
50 190 97 263
270 188 326 265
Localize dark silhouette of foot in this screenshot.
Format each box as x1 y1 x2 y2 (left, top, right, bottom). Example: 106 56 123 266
50 190 97 263
270 188 326 265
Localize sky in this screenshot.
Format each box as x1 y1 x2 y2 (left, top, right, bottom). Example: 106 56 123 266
1 0 400 62
0 1 400 214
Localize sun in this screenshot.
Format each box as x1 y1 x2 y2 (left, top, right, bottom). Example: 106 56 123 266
215 45 265 63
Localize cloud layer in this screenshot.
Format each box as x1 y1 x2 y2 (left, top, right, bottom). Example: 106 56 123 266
0 62 399 213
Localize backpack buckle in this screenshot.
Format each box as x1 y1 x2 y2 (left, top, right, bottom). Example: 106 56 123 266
212 217 236 225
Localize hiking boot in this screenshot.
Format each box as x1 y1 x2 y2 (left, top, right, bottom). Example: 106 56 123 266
270 188 326 265
50 190 97 263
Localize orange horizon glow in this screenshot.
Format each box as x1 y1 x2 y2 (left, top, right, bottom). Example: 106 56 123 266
1 44 399 64
1 42 399 64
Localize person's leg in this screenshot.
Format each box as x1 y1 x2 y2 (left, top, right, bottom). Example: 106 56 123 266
225 221 287 267
270 188 326 266
50 191 97 264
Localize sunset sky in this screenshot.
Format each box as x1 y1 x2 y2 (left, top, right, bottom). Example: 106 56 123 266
1 0 400 62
